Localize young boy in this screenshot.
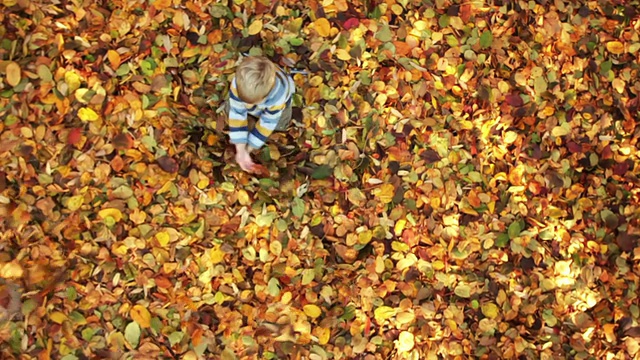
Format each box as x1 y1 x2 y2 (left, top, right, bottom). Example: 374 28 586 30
225 56 295 173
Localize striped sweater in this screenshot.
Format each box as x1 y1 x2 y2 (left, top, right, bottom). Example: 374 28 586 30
227 66 295 150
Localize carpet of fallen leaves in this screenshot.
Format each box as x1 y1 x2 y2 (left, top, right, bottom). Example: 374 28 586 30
1 0 640 359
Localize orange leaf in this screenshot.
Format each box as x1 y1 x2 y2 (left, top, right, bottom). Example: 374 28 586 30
107 50 121 69
393 41 412 56
314 18 331 37
152 0 172 9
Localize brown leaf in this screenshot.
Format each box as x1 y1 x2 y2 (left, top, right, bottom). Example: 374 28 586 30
157 155 179 173
113 133 134 150
420 149 441 163
625 326 640 338
0 171 6 192
617 233 638 253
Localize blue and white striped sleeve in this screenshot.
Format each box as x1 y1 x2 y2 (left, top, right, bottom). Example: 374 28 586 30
228 80 249 145
248 104 286 150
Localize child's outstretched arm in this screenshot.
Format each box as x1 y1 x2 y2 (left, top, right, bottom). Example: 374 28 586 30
227 83 257 172
227 84 249 146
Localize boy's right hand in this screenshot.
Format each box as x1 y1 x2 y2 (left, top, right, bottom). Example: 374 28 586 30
235 144 257 173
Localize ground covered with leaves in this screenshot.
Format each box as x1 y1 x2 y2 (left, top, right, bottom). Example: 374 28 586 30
1 0 640 358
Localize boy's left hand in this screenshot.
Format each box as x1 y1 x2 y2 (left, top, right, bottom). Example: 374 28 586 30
235 144 257 173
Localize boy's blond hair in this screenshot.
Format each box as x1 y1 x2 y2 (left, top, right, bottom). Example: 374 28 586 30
235 56 276 104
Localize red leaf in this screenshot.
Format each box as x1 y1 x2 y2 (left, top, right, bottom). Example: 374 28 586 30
67 128 83 146
343 18 360 30
505 93 524 107
613 160 630 176
566 141 582 154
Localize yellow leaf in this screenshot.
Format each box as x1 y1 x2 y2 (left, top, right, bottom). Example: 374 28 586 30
269 240 282 256
50 311 68 324
210 247 225 264
414 20 427 31
248 19 263 35
237 189 250 205
481 302 500 319
373 183 395 204
397 331 415 352
78 107 99 122
551 125 570 137
156 231 171 247
66 195 84 211
374 306 396 324
107 50 121 69
130 305 151 328
182 47 200 58
5 61 21 87
612 78 626 94
0 261 24 279
432 260 445 270
182 351 199 360
315 327 330 345
503 131 518 144
64 71 82 93
98 208 123 222
314 18 331 37
394 219 407 236
74 88 93 104
303 304 322 319
335 49 351 61
606 41 625 55
396 311 415 324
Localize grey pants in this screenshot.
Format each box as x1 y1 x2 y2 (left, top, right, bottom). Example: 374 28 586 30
223 97 292 131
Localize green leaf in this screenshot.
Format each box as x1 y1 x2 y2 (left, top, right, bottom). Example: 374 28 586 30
289 37 304 46
81 328 96 341
534 76 548 94
438 15 450 28
479 30 493 49
454 284 471 298
116 63 130 76
311 165 332 179
22 298 37 316
495 233 510 247
124 322 141 348
255 213 276 227
340 305 356 321
150 317 163 334
375 25 393 42
301 268 315 285
292 197 305 218
267 277 280 297
508 221 522 239
168 331 184 347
